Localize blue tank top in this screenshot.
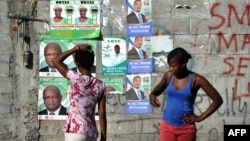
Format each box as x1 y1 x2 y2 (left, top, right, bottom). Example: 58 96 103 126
163 72 196 126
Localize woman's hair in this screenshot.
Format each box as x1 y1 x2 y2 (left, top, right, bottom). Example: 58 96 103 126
167 47 191 64
74 44 94 70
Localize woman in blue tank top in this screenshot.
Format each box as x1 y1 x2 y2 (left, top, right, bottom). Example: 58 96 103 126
149 47 223 141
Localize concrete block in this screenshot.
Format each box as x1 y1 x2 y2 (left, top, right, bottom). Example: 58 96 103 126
0 76 12 94
0 53 10 75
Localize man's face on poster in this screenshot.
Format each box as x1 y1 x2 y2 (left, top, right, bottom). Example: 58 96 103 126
134 37 143 49
134 1 142 13
114 45 120 54
44 44 62 68
43 86 62 112
133 76 141 89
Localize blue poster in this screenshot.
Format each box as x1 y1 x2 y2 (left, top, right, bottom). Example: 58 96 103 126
126 36 153 73
124 73 152 114
125 99 152 114
126 0 152 36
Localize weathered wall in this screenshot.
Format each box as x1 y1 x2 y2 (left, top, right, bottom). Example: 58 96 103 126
0 0 250 141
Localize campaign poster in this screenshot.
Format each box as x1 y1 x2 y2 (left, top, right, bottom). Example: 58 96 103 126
101 77 124 94
124 74 152 114
75 0 101 39
50 0 75 39
125 99 152 114
70 40 97 74
126 36 153 73
126 0 152 36
38 77 70 120
39 35 73 77
102 37 127 75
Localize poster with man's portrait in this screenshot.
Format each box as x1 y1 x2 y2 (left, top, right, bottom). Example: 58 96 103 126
124 74 152 114
38 77 70 120
39 35 74 77
126 36 153 74
102 37 127 75
126 0 152 36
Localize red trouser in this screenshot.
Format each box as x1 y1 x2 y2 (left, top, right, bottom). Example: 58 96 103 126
160 120 196 141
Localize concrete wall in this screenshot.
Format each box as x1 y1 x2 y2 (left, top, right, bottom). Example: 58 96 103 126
0 0 250 141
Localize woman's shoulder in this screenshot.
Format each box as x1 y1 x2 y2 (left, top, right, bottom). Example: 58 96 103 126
164 71 172 78
191 72 210 86
164 71 173 83
93 77 105 85
192 72 205 79
94 78 106 91
66 70 79 78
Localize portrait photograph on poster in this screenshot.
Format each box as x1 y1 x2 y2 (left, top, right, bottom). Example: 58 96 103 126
102 37 127 75
38 77 70 120
126 36 153 73
50 0 75 39
126 0 152 36
39 35 74 77
124 74 152 114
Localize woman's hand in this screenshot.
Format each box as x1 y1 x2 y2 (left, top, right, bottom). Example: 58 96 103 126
76 44 92 52
183 113 203 124
150 94 161 108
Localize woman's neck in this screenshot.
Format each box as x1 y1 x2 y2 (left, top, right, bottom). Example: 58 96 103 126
78 67 92 76
176 68 189 79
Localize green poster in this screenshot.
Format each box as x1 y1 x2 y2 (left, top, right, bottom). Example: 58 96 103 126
39 35 74 77
101 77 124 94
50 0 75 39
102 37 127 75
75 0 101 39
38 77 70 120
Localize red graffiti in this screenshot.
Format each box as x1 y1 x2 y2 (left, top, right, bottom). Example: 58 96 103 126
206 3 250 100
209 3 250 53
233 79 250 100
216 32 250 53
209 3 225 30
223 56 250 76
209 3 250 30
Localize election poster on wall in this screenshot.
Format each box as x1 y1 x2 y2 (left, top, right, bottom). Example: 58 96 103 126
38 77 70 120
50 0 75 39
101 77 124 94
75 0 101 39
124 74 152 114
126 36 153 74
126 0 152 36
50 0 101 39
101 37 127 75
39 35 73 77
